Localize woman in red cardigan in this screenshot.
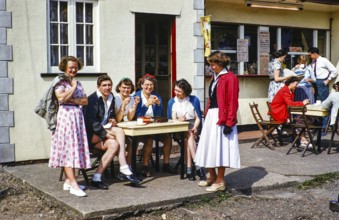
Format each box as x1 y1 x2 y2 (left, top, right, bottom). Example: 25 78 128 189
270 76 310 145
194 51 240 192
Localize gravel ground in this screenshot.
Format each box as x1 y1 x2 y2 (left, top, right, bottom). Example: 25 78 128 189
1 170 339 220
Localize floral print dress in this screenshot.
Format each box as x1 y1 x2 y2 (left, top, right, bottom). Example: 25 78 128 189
48 80 91 169
268 59 285 102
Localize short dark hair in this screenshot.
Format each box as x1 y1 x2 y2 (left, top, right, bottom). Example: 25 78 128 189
285 76 301 86
58 56 83 72
115 77 135 93
308 47 319 54
333 82 339 91
174 79 192 96
97 75 112 87
273 49 287 59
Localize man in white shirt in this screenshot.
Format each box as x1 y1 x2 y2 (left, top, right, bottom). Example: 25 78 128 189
308 47 338 132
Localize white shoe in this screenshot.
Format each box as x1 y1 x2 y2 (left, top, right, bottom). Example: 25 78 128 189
70 187 87 197
63 183 86 191
300 142 313 149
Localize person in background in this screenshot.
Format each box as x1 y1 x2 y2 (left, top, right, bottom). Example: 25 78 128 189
321 82 339 127
114 77 140 165
167 79 206 181
270 76 310 147
308 47 338 134
49 56 91 197
292 55 316 104
268 49 291 102
194 51 240 192
134 74 176 177
83 75 141 190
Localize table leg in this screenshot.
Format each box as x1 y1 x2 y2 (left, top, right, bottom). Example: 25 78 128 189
179 132 185 179
155 136 160 172
316 117 323 153
131 137 137 173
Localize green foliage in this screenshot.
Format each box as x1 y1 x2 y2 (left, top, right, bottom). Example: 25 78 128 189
297 172 339 190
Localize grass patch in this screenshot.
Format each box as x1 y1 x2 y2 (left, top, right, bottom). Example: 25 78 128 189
297 172 339 190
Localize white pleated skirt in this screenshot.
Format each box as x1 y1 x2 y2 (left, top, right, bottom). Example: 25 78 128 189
194 108 240 168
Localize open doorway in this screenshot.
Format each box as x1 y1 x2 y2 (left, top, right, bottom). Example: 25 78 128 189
135 13 175 115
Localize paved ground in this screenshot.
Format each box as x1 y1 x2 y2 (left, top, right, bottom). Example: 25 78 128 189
2 131 339 219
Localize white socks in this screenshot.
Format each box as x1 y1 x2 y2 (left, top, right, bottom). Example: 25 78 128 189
120 165 132 175
92 173 102 181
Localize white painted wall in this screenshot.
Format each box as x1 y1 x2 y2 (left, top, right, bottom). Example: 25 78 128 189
6 0 196 161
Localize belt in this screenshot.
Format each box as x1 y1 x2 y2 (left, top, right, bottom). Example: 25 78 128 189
60 103 79 107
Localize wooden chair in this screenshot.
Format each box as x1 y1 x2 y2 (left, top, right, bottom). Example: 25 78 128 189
249 102 284 150
287 106 322 157
327 108 339 154
59 148 114 186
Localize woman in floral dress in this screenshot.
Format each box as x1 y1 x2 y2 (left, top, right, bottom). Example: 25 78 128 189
49 56 91 197
268 49 290 102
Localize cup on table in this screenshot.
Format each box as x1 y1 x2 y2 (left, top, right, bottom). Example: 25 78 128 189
316 100 322 105
137 118 144 125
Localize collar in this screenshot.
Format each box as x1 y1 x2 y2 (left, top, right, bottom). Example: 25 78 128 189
96 90 113 102
174 96 189 103
214 68 228 80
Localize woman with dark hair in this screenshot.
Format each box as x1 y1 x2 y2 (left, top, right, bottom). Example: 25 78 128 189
268 49 291 102
194 51 240 192
167 79 206 181
134 74 175 177
49 56 91 197
270 76 311 147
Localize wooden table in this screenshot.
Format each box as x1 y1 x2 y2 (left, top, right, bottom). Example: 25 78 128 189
291 104 329 152
117 120 189 179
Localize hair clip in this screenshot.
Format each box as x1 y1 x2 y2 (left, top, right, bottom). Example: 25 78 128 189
143 73 155 79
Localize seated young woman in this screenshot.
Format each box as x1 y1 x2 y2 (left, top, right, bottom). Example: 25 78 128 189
270 76 311 147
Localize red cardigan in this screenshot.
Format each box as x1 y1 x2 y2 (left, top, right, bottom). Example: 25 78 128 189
270 85 304 123
206 71 239 127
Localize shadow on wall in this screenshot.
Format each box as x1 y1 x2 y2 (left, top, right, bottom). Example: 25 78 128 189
225 166 268 196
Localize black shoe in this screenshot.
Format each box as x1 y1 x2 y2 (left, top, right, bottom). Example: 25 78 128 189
141 166 152 177
91 179 109 190
186 173 196 181
117 172 142 184
196 168 207 181
162 164 177 174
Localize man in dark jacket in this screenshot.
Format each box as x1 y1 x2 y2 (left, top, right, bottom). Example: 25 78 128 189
83 75 141 189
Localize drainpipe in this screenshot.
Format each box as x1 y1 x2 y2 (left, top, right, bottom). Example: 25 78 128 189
330 18 333 60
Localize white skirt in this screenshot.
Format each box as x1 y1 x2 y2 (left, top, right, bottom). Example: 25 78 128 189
194 108 240 168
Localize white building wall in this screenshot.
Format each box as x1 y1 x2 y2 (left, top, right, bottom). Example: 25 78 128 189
6 0 197 161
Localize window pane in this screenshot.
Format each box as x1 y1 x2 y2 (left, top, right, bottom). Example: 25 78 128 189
86 46 93 66
76 2 83 22
77 46 84 61
269 27 277 61
60 24 68 44
77 24 84 44
281 28 313 53
60 1 68 22
85 3 93 23
50 23 58 44
86 25 93 44
211 24 238 50
228 53 238 74
159 22 169 45
51 46 59 66
145 24 155 45
60 46 68 58
318 30 326 56
245 25 258 74
50 0 58 21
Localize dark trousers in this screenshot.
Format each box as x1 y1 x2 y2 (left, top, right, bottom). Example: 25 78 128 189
314 79 329 129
